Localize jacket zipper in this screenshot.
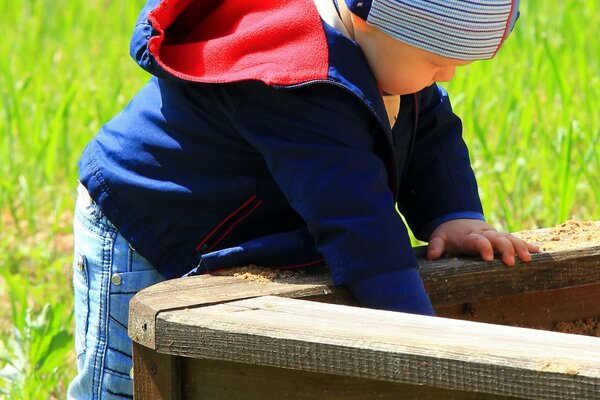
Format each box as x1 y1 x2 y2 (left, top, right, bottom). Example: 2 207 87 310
195 195 263 254
402 92 420 179
277 80 399 200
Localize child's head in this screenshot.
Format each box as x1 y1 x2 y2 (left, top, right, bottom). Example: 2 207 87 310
342 0 520 95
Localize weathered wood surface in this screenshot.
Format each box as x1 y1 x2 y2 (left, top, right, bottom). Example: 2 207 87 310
155 296 600 400
132 342 181 400
421 243 600 306
130 242 600 348
129 269 340 349
180 357 518 400
437 282 600 329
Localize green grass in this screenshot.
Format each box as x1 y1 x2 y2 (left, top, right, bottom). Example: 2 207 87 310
1 1 148 397
1 0 598 397
445 0 600 231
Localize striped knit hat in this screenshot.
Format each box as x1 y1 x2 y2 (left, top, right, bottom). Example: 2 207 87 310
345 0 520 60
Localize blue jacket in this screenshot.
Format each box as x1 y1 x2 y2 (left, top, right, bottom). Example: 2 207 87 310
79 0 484 310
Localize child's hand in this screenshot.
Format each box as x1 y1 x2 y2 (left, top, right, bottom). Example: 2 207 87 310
426 219 539 267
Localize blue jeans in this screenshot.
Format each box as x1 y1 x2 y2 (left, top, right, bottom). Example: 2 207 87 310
67 185 165 399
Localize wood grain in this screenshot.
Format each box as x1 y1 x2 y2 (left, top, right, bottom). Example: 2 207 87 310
180 357 518 400
436 282 600 329
129 226 600 398
421 244 600 306
132 342 181 400
129 243 600 349
154 296 600 400
129 268 338 348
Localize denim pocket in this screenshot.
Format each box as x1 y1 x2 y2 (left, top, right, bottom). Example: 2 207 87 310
109 268 164 330
72 253 89 360
106 249 164 377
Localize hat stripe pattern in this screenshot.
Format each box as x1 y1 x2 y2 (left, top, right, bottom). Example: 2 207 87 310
363 0 518 60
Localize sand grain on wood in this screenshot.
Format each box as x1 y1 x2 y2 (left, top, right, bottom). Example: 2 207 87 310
516 220 600 337
553 318 600 337
215 265 308 284
514 220 600 251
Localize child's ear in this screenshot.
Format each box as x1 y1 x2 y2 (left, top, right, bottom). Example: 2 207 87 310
350 13 373 33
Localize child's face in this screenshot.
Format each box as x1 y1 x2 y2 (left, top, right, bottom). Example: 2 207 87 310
352 16 472 95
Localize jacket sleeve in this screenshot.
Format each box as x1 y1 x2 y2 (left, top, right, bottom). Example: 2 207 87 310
397 84 485 242
228 81 419 286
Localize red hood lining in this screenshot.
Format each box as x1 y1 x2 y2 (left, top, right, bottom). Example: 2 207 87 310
147 0 330 85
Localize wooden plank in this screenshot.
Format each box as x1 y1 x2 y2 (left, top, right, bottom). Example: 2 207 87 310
132 341 181 400
130 243 600 348
155 296 600 400
128 268 339 348
420 244 600 306
128 222 600 343
180 357 517 400
436 282 600 329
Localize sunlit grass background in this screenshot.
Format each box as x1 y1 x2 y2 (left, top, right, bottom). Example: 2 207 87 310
1 0 598 397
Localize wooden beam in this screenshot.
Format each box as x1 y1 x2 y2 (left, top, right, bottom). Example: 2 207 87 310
179 357 517 399
132 342 181 400
435 282 600 329
128 269 338 348
154 296 600 400
129 242 600 349
420 244 600 306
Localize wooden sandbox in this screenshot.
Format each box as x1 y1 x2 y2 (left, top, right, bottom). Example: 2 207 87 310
129 221 600 399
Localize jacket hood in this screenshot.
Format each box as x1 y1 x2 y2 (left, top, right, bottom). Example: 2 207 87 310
131 0 332 85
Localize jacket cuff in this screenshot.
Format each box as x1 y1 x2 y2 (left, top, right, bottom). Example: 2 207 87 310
346 268 435 316
421 211 485 240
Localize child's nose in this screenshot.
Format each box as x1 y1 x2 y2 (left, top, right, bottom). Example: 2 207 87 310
434 66 456 82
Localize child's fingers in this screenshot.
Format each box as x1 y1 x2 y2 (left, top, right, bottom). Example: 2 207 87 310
527 242 540 253
506 235 533 262
428 228 539 266
466 232 494 262
426 236 446 260
481 232 538 266
481 231 516 266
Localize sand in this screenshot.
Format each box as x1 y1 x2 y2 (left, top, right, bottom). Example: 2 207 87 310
214 265 307 284
514 219 600 251
553 318 600 337
517 220 600 337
